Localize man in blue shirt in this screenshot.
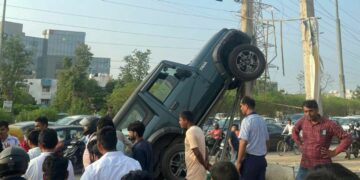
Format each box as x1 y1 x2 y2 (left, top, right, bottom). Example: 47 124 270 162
128 121 153 175
236 96 269 180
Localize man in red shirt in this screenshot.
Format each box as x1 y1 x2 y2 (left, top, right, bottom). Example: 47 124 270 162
292 100 351 180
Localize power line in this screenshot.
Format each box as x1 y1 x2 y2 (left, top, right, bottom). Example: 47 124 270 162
87 41 199 50
156 0 235 13
101 0 237 22
7 17 206 42
6 4 219 31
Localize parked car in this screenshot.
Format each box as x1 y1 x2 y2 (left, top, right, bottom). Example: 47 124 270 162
263 117 283 127
267 123 284 151
9 121 56 142
113 28 266 179
55 115 90 126
49 125 84 147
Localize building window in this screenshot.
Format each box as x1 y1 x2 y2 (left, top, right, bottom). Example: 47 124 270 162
41 99 50 105
42 86 50 92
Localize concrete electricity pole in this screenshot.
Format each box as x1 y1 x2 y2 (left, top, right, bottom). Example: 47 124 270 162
335 0 346 98
300 0 322 112
0 0 6 53
240 0 256 97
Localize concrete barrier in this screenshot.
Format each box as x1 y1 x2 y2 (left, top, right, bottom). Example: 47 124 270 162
266 163 296 180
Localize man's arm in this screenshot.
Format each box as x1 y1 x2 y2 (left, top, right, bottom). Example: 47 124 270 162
321 122 352 158
192 147 211 170
236 139 248 172
282 125 288 134
292 120 302 147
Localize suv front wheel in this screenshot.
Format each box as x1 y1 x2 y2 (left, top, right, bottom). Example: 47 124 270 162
161 143 186 180
227 44 266 81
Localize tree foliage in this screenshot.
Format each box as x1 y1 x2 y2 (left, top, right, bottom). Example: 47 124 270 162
119 49 151 83
107 81 140 112
297 71 334 93
16 107 58 122
52 44 100 114
0 36 32 101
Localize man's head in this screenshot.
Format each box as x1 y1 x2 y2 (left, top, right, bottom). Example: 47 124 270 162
287 118 292 125
240 96 255 115
231 124 239 132
178 111 195 129
35 116 48 130
27 129 40 148
0 147 30 178
97 116 115 131
214 123 219 130
127 121 145 141
97 126 117 154
210 161 239 180
0 121 9 141
121 170 152 180
38 128 58 151
80 116 99 135
87 140 102 163
302 100 319 121
305 163 358 180
42 155 68 180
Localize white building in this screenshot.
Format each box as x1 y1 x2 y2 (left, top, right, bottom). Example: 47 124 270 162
89 73 112 87
327 89 354 99
26 79 57 105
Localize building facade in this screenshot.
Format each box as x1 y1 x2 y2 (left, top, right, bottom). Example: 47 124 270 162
90 57 111 74
26 79 57 105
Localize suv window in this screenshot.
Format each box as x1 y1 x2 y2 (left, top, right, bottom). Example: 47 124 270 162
148 66 179 102
119 103 146 130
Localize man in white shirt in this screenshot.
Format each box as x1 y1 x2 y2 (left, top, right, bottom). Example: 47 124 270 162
81 126 141 180
282 118 294 147
26 129 41 159
24 128 75 180
0 120 20 148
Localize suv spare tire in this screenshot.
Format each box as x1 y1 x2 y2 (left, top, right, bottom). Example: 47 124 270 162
227 44 266 81
161 143 186 180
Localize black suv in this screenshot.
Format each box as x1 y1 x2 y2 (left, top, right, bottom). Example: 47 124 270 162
113 28 266 179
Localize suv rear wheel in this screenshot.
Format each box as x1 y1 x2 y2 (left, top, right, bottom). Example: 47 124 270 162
161 143 186 180
227 44 266 81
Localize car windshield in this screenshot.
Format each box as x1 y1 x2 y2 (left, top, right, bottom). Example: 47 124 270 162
56 117 74 125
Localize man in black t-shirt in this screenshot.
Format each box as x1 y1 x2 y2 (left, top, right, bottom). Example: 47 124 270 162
128 121 153 175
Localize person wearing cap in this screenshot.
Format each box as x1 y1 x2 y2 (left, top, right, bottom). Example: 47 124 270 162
80 116 99 168
0 146 30 180
0 121 20 149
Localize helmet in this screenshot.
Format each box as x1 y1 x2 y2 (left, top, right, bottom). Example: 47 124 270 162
80 116 99 135
0 147 30 177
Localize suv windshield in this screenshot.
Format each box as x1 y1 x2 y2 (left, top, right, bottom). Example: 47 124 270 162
148 66 180 102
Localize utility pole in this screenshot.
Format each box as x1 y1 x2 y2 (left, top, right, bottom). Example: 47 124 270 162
300 0 322 112
0 0 6 53
240 0 256 97
335 0 346 98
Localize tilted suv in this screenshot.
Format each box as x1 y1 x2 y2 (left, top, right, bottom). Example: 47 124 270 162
113 28 266 179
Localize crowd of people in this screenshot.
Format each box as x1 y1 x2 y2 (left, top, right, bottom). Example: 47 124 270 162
0 116 153 180
1 97 360 180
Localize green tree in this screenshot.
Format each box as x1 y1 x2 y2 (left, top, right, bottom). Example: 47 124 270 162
119 49 151 83
0 36 32 101
52 44 95 114
107 81 140 111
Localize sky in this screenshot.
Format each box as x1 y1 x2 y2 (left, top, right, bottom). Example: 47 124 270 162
2 0 360 93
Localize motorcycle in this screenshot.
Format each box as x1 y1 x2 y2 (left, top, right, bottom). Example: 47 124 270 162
63 140 86 174
345 127 360 160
